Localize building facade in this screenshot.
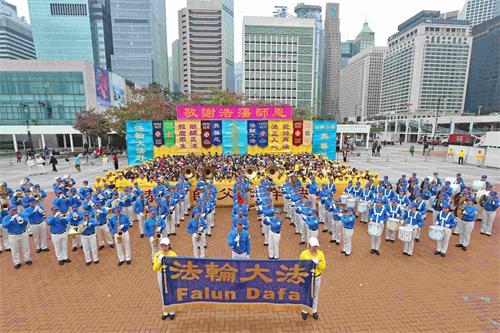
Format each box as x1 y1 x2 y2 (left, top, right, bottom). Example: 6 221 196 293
171 39 181 93
339 47 386 122
28 0 95 63
460 0 499 27
351 21 374 56
234 61 242 94
380 11 472 114
109 0 169 87
294 3 323 116
243 16 315 110
341 40 353 68
89 0 113 70
322 3 341 118
178 0 235 97
0 0 36 59
465 15 500 114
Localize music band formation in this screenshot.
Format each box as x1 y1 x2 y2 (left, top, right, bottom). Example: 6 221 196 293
1 153 498 320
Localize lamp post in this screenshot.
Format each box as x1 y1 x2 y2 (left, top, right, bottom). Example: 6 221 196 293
477 105 483 116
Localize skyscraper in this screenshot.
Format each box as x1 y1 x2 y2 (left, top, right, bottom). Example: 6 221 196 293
28 0 95 63
380 11 472 114
352 21 374 56
171 39 181 93
294 3 323 116
339 47 387 121
465 15 500 114
243 16 315 110
460 0 499 27
322 3 341 119
340 40 353 68
0 0 36 59
89 0 113 70
234 61 242 94
110 0 169 87
179 0 235 96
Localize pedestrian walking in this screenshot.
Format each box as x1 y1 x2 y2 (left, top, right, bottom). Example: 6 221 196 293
113 153 119 170
447 148 454 163
376 144 382 156
371 143 376 156
475 150 484 167
458 149 465 165
26 155 35 175
342 148 348 163
49 155 58 172
16 151 22 163
102 154 109 172
424 147 432 161
409 145 415 157
35 155 47 174
74 154 81 172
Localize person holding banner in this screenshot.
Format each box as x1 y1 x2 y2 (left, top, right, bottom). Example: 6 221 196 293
227 220 251 259
152 237 177 321
300 237 326 320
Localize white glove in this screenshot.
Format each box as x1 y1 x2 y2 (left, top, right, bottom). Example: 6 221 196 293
235 236 240 243
119 225 123 230
312 258 319 265
198 226 203 232
156 227 161 232
338 213 343 217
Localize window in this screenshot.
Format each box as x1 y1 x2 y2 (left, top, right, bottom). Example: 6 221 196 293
50 3 87 16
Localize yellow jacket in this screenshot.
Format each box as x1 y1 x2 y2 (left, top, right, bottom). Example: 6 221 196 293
476 152 484 160
300 249 326 276
458 151 465 158
153 250 177 272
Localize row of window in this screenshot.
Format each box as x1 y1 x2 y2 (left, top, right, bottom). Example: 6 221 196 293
50 3 87 16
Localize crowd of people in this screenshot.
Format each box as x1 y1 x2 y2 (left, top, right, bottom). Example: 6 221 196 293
0 153 498 321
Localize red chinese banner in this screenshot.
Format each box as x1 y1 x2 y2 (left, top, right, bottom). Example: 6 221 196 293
201 120 212 148
293 120 303 146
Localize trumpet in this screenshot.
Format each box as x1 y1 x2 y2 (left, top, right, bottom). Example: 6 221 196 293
182 165 196 180
1 203 8 211
14 191 23 199
202 166 215 179
244 165 258 179
34 193 42 201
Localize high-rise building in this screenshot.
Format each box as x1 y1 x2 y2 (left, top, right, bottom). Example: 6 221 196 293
340 40 353 68
322 3 341 118
339 47 387 121
243 16 315 110
89 0 113 70
294 3 323 116
380 11 472 114
352 21 374 56
110 0 169 87
28 0 95 63
234 61 242 94
465 15 500 114
460 0 499 27
0 0 35 59
171 39 181 93
179 0 235 97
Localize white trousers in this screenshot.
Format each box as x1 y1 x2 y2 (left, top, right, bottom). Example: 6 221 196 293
436 228 452 254
156 271 175 316
454 219 463 235
262 224 270 244
81 234 99 263
9 232 31 265
136 213 145 235
332 220 342 242
206 212 214 235
30 222 48 250
71 234 82 249
51 232 68 261
359 210 369 223
370 235 382 250
114 231 131 262
37 163 46 174
0 226 9 251
167 214 176 235
306 229 318 243
343 228 353 254
268 231 280 259
459 221 474 247
403 229 417 255
149 236 159 262
302 276 321 314
192 232 206 258
309 194 317 208
481 210 496 235
232 251 248 259
96 224 113 246
175 205 181 225
385 228 397 241
184 194 190 213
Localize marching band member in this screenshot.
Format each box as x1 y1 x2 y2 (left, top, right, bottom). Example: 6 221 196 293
412 194 428 242
79 180 93 198
53 190 71 215
93 202 114 250
297 200 314 245
81 194 95 212
368 199 388 255
306 176 319 207
455 198 478 251
232 209 249 230
80 211 100 265
228 220 251 259
25 198 49 253
327 198 343 244
68 206 82 251
133 192 148 238
145 208 166 261
0 203 10 252
300 237 326 321
480 191 498 236
2 206 31 268
401 203 424 256
317 184 330 227
186 212 207 258
344 180 354 196
268 215 283 260
385 198 403 242
69 188 82 210
359 184 373 223
340 208 356 256
351 181 362 199
46 207 71 265
304 210 320 242
108 206 132 265
152 238 177 320
434 204 456 257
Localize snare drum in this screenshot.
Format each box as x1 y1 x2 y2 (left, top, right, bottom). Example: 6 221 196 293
347 198 357 209
472 180 486 192
357 201 368 213
367 222 384 237
386 218 400 231
340 195 348 205
428 225 445 241
398 225 414 242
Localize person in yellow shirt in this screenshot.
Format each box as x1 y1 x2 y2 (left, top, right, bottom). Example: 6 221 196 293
300 237 326 320
475 150 484 167
447 148 454 163
93 177 105 191
458 149 465 165
152 238 177 320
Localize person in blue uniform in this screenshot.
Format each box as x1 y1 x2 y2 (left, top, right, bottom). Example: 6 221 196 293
304 210 320 242
53 190 71 215
145 208 167 261
46 207 71 265
108 206 132 265
385 199 403 242
25 198 48 253
433 204 456 257
412 194 428 242
401 203 424 256
481 191 499 236
80 211 100 265
455 198 478 251
306 176 319 208
186 212 207 258
368 199 388 255
341 208 356 256
268 215 283 259
228 220 251 259
2 206 31 268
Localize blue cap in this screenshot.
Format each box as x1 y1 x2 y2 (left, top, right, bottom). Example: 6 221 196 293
94 201 101 206
412 203 419 208
85 194 91 199
113 191 118 195
384 176 388 179
8 205 17 211
481 175 487 179
24 188 31 192
82 211 90 216
442 203 450 209
149 208 157 214
83 180 88 184
51 206 59 211
28 198 36 203
390 198 396 202
56 190 62 194
445 181 451 184
376 199 382 203
356 181 361 185
70 188 76 192
348 207 355 212
72 204 78 209
306 201 311 205
490 191 497 195
113 206 122 212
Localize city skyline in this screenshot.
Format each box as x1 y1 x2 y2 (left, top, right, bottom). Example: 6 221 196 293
11 0 467 62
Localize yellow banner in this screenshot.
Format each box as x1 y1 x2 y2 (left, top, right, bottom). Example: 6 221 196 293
175 121 201 154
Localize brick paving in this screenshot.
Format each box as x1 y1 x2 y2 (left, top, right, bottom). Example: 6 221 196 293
1 189 499 332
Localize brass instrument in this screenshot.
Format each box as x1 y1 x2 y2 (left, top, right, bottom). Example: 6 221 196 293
202 166 215 179
182 166 196 180
265 166 279 179
1 202 8 211
116 214 123 243
68 212 83 239
0 184 7 199
152 217 161 247
454 202 466 219
244 165 258 179
479 195 487 207
14 191 23 199
34 193 41 201
16 215 24 224
65 183 71 189
452 193 462 207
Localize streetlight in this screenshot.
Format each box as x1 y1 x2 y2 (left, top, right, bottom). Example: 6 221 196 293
477 105 483 116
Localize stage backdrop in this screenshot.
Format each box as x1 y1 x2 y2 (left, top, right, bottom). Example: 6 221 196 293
126 120 337 160
160 257 315 311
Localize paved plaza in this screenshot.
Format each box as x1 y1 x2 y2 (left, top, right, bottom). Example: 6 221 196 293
0 146 499 332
